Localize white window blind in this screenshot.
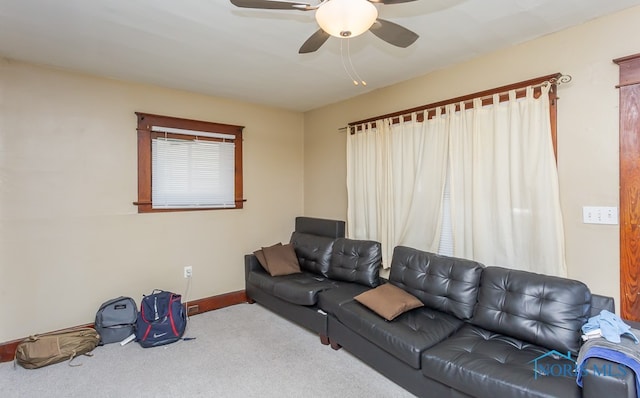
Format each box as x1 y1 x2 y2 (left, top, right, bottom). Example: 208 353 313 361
152 137 236 209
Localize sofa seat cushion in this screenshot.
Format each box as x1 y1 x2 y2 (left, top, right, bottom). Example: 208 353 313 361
317 281 372 315
421 324 580 398
335 300 464 369
270 272 336 306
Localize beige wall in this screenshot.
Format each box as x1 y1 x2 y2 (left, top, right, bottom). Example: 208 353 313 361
0 60 304 342
304 6 640 306
3 5 639 343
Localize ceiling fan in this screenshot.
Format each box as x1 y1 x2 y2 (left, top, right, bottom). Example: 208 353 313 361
230 0 419 54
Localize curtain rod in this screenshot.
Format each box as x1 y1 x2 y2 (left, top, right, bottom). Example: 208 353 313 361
346 73 571 129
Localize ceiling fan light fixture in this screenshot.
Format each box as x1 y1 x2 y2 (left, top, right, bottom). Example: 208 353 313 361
315 0 378 39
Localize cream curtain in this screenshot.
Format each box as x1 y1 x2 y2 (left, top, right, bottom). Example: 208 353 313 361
449 86 566 275
346 84 566 276
347 121 382 250
347 111 448 267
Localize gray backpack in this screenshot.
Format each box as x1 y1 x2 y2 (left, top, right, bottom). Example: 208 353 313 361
95 296 137 345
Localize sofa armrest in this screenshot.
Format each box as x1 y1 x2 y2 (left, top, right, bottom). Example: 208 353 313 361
590 294 615 317
245 254 262 278
581 357 636 398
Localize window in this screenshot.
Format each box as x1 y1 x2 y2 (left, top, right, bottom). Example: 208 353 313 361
134 112 243 213
347 74 567 275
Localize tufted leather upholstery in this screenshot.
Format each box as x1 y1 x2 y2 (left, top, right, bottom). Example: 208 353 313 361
246 264 334 306
290 231 335 277
327 238 382 287
265 237 383 306
389 246 483 320
271 273 335 306
422 324 580 398
581 357 637 398
245 218 346 345
471 266 591 354
317 281 372 315
246 266 279 294
336 299 464 369
246 218 624 398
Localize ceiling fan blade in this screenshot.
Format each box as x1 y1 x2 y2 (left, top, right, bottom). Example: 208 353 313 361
299 29 331 54
369 19 419 48
230 0 311 10
368 0 417 3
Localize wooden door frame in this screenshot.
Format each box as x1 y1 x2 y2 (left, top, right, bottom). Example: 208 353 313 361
615 53 640 321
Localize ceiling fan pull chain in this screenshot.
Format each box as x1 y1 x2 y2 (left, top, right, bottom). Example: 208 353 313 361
341 39 359 86
341 39 366 86
347 38 367 86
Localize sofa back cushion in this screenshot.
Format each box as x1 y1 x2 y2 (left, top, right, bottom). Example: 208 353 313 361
471 266 591 354
327 238 382 287
294 217 345 238
289 231 335 277
389 247 483 320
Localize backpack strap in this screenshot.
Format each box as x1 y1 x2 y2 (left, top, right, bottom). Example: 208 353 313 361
68 351 94 367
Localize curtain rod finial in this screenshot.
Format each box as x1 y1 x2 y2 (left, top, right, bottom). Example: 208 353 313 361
549 74 572 85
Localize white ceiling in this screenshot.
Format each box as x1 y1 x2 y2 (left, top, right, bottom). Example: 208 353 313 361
1 0 639 112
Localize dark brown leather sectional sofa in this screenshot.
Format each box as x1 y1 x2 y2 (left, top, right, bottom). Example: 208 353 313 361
245 217 635 398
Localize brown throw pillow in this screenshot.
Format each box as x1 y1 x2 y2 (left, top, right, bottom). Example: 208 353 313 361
262 243 301 276
354 283 424 321
254 243 282 273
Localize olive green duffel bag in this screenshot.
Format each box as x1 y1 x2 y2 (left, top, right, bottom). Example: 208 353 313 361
15 327 100 369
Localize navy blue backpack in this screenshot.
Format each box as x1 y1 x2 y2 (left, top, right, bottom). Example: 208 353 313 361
135 290 186 348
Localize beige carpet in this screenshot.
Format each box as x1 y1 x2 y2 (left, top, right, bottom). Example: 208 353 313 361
1 303 416 397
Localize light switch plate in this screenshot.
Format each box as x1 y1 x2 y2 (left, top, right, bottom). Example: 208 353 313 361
582 206 618 225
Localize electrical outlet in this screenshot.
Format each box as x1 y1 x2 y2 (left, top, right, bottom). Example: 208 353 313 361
187 305 199 315
184 266 193 278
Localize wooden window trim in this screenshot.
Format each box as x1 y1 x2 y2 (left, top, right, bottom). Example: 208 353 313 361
134 112 244 213
348 73 564 160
